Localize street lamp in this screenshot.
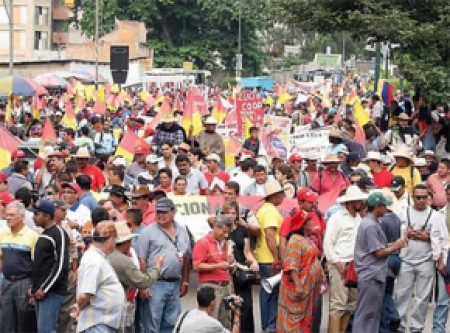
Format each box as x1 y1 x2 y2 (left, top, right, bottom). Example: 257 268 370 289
3 0 14 74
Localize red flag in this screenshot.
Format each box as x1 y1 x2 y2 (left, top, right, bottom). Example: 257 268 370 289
94 99 106 115
226 136 243 155
160 98 173 117
145 94 155 108
318 186 344 214
41 118 57 143
354 119 366 144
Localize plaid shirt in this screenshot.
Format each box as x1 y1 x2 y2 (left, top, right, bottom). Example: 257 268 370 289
153 128 184 147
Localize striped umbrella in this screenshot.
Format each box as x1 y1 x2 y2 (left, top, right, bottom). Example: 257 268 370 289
34 73 69 88
0 76 38 96
24 78 48 96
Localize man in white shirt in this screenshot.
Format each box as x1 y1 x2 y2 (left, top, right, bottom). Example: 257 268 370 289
390 176 412 215
396 184 446 333
230 159 257 195
324 185 368 332
174 286 241 333
61 182 91 230
243 165 270 196
174 154 208 195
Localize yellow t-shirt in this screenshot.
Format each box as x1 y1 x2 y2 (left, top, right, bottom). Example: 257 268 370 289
255 202 283 264
391 165 422 194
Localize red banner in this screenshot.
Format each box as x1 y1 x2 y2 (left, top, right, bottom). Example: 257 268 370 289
236 91 264 136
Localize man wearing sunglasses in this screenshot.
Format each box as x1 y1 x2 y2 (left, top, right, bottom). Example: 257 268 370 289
395 184 447 333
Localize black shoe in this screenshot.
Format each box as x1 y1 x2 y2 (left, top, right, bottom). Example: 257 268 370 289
388 319 401 332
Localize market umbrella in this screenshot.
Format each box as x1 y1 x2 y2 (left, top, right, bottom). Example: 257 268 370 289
34 73 69 88
0 76 38 96
72 69 108 83
24 78 48 96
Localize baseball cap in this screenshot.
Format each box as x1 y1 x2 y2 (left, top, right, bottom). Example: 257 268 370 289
108 185 128 198
346 152 361 162
0 192 16 205
112 156 127 167
135 145 150 155
205 153 221 163
296 188 318 202
357 176 376 190
367 192 393 207
390 176 405 192
30 199 55 218
289 154 303 163
155 197 175 212
61 182 82 195
0 173 8 183
11 150 25 159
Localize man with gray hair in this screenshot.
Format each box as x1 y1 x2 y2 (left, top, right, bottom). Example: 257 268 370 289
193 215 235 329
0 202 38 332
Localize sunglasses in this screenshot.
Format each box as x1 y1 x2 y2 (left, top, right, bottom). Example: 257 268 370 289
414 195 428 201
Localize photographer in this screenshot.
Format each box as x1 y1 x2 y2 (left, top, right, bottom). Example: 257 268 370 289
173 286 241 333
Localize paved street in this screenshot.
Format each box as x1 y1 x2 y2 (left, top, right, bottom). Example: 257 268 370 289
181 272 443 332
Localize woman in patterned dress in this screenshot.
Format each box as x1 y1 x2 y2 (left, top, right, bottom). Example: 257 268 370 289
277 214 325 332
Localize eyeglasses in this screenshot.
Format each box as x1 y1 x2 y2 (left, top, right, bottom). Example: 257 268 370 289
414 195 428 201
45 192 54 196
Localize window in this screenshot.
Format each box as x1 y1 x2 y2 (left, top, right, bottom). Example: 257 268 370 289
35 6 48 26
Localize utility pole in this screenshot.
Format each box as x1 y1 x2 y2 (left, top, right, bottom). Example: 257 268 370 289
374 42 381 92
384 45 389 79
236 0 242 81
95 0 99 88
4 0 13 75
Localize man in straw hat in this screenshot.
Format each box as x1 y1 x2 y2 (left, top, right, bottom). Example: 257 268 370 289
197 116 225 163
109 221 164 333
396 184 447 333
129 186 155 226
312 153 350 195
153 113 187 150
255 180 286 332
324 185 368 333
74 147 106 191
389 146 422 194
353 192 406 332
364 151 394 188
382 112 421 153
70 221 126 332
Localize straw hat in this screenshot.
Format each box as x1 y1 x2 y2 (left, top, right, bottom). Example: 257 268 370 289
161 113 177 123
328 128 343 138
337 185 369 203
391 146 414 162
204 116 219 125
73 147 90 159
363 151 383 163
115 221 138 244
321 153 341 164
263 180 285 198
128 186 152 198
396 113 410 121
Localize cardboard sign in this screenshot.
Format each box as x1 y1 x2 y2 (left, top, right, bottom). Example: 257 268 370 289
236 91 263 136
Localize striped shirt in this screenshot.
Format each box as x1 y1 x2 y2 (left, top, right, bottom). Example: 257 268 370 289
0 225 38 279
77 246 125 332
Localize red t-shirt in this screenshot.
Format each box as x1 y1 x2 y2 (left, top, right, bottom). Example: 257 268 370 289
371 168 394 189
193 233 230 283
142 204 156 226
79 165 106 191
204 171 230 188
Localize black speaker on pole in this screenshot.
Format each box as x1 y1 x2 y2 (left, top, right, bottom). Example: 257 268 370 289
110 46 129 84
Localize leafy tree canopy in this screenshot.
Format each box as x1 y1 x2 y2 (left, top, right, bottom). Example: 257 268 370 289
277 0 450 101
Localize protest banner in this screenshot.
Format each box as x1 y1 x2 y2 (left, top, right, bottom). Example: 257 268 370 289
290 127 330 155
236 91 263 137
264 115 292 152
169 195 298 242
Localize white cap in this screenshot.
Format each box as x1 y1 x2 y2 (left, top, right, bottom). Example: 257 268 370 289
112 157 127 167
146 154 162 164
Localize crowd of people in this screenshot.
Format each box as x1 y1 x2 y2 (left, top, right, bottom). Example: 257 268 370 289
0 79 449 333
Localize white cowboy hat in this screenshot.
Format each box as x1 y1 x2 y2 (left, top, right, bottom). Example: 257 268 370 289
73 147 90 159
391 146 414 162
161 114 177 123
396 112 411 121
263 180 285 198
204 116 219 125
414 157 427 167
321 153 341 164
363 151 383 163
115 221 138 244
337 185 369 203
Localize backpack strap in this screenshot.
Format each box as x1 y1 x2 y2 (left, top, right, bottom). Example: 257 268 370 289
174 310 191 333
421 208 434 231
406 207 411 228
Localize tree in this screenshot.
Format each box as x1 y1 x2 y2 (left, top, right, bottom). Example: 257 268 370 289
277 0 450 101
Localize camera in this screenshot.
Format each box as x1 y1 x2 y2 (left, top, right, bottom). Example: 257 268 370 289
222 295 243 310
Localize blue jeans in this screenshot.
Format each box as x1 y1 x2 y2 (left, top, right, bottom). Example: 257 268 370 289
142 280 181 333
81 324 117 332
380 277 400 333
259 264 279 332
433 272 449 333
35 292 66 333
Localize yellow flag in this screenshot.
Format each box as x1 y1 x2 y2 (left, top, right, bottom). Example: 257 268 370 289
354 102 370 127
264 95 274 107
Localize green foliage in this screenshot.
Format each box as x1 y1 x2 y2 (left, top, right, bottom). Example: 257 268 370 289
70 0 118 38
220 77 237 89
276 0 450 101
71 0 270 75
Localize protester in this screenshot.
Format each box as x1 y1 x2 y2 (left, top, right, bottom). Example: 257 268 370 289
312 153 350 195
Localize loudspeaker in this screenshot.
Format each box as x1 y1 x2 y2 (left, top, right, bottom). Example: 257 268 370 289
261 272 282 294
110 46 129 71
111 70 128 85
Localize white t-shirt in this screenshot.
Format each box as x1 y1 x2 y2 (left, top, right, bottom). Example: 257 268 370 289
66 203 91 228
174 308 229 333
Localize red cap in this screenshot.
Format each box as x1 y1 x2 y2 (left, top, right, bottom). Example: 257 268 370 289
0 192 16 205
11 150 25 159
289 154 303 163
135 145 150 155
61 182 82 195
0 173 8 183
296 188 318 202
145 127 155 137
240 149 255 158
